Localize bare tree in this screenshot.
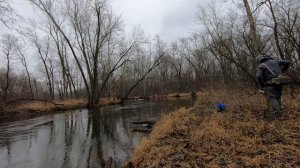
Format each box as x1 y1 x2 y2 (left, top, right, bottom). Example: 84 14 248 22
0 34 17 101
196 1 268 86
121 36 165 102
48 21 77 99
170 42 184 95
242 0 262 57
31 35 55 100
0 0 16 27
16 42 34 99
27 0 144 106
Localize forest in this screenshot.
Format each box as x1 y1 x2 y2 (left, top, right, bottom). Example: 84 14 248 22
0 0 299 107
0 0 300 167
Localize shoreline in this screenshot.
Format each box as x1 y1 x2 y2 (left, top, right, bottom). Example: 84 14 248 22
0 93 195 123
124 91 300 167
0 99 120 123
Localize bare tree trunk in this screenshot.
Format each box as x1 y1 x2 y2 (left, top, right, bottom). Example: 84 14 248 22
18 49 34 99
122 54 163 103
1 35 16 102
267 0 285 59
243 0 260 56
28 0 91 102
49 24 72 99
34 79 39 99
242 0 263 76
34 39 54 100
98 43 135 99
3 51 10 101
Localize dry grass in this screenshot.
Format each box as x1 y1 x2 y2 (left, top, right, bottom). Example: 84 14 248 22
0 98 121 121
7 97 122 112
12 99 87 112
99 98 121 106
17 101 55 111
59 99 86 106
124 89 300 167
128 108 200 167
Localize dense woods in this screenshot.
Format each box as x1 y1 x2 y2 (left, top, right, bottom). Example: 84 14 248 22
0 0 299 107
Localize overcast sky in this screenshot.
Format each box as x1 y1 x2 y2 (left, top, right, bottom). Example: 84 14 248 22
10 0 204 43
110 0 202 43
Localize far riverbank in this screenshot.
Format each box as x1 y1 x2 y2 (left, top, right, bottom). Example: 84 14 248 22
0 92 195 123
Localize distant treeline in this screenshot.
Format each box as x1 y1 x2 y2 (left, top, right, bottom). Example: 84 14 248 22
0 0 299 106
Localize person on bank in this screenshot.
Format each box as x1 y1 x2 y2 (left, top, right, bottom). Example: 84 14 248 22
191 90 197 101
256 54 291 120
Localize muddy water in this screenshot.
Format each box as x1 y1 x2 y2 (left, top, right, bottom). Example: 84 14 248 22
0 99 191 168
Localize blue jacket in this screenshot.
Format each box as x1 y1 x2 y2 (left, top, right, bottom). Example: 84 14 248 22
256 59 290 88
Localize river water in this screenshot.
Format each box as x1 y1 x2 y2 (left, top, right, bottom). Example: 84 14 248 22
0 99 190 168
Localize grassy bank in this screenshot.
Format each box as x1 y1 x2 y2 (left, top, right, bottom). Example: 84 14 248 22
124 90 300 167
0 98 120 121
0 93 193 122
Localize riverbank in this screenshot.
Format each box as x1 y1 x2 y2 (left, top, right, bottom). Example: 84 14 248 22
124 90 300 167
0 98 120 122
0 93 193 122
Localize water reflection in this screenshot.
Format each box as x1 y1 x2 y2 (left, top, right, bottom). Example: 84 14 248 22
0 99 190 168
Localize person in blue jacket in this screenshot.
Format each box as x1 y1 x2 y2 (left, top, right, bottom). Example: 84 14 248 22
256 54 290 120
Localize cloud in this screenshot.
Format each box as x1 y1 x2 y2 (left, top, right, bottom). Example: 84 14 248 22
10 0 204 43
111 0 203 43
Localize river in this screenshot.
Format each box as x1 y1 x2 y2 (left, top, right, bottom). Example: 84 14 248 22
0 99 191 168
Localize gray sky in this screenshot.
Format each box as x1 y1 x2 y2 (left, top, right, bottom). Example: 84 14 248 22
2 0 206 74
11 0 203 43
111 0 202 43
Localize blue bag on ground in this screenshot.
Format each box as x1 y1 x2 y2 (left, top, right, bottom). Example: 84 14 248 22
215 103 226 112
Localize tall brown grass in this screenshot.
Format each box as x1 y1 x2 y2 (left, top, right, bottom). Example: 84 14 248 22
124 90 300 167
13 99 87 112
6 97 121 113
